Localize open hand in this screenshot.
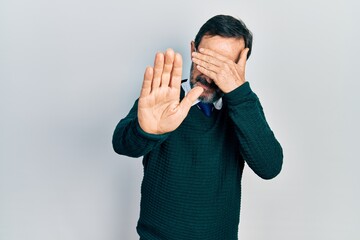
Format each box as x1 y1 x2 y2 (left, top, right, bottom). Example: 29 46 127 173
138 49 204 134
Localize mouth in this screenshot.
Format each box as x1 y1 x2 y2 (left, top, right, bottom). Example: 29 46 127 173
196 82 210 91
194 75 216 91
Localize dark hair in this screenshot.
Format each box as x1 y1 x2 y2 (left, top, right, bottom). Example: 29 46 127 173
194 15 253 59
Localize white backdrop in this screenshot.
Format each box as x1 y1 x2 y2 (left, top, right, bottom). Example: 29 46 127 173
1 0 359 239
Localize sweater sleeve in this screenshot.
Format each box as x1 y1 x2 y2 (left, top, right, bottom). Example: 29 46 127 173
222 82 283 179
112 99 170 158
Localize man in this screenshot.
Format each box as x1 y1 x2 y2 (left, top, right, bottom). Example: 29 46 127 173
112 15 283 240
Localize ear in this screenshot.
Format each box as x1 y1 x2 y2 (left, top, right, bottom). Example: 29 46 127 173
190 41 196 56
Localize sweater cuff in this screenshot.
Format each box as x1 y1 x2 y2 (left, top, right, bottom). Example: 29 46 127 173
134 119 170 141
222 81 254 106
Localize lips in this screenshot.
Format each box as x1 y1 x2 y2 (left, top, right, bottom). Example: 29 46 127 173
196 82 210 90
195 75 217 89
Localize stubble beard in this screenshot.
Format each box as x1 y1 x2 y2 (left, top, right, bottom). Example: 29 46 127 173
189 63 223 103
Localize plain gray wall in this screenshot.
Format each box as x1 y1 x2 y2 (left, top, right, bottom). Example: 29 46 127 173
1 0 359 239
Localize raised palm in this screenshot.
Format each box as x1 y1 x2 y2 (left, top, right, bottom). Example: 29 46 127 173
137 49 203 134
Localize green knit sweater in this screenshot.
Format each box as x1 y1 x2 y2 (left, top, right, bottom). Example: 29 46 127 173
112 82 283 240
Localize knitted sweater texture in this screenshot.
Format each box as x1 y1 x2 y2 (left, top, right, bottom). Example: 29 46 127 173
112 82 283 240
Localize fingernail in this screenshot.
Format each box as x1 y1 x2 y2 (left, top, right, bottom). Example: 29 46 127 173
199 48 204 52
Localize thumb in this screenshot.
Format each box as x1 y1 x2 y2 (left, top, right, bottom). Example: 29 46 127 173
178 86 203 111
237 48 250 68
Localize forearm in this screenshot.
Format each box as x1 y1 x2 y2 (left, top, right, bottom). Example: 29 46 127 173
112 100 169 158
223 82 283 179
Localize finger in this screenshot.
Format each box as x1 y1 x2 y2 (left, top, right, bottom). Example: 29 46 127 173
140 66 153 97
178 86 203 111
191 50 223 67
197 48 229 63
152 52 164 91
161 48 175 87
196 65 217 81
192 57 221 73
237 48 250 68
170 52 183 90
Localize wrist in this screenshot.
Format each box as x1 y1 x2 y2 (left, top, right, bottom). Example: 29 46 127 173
221 80 245 93
137 119 167 136
138 120 161 135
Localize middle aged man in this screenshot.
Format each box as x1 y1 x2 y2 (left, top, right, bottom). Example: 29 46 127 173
113 15 283 240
